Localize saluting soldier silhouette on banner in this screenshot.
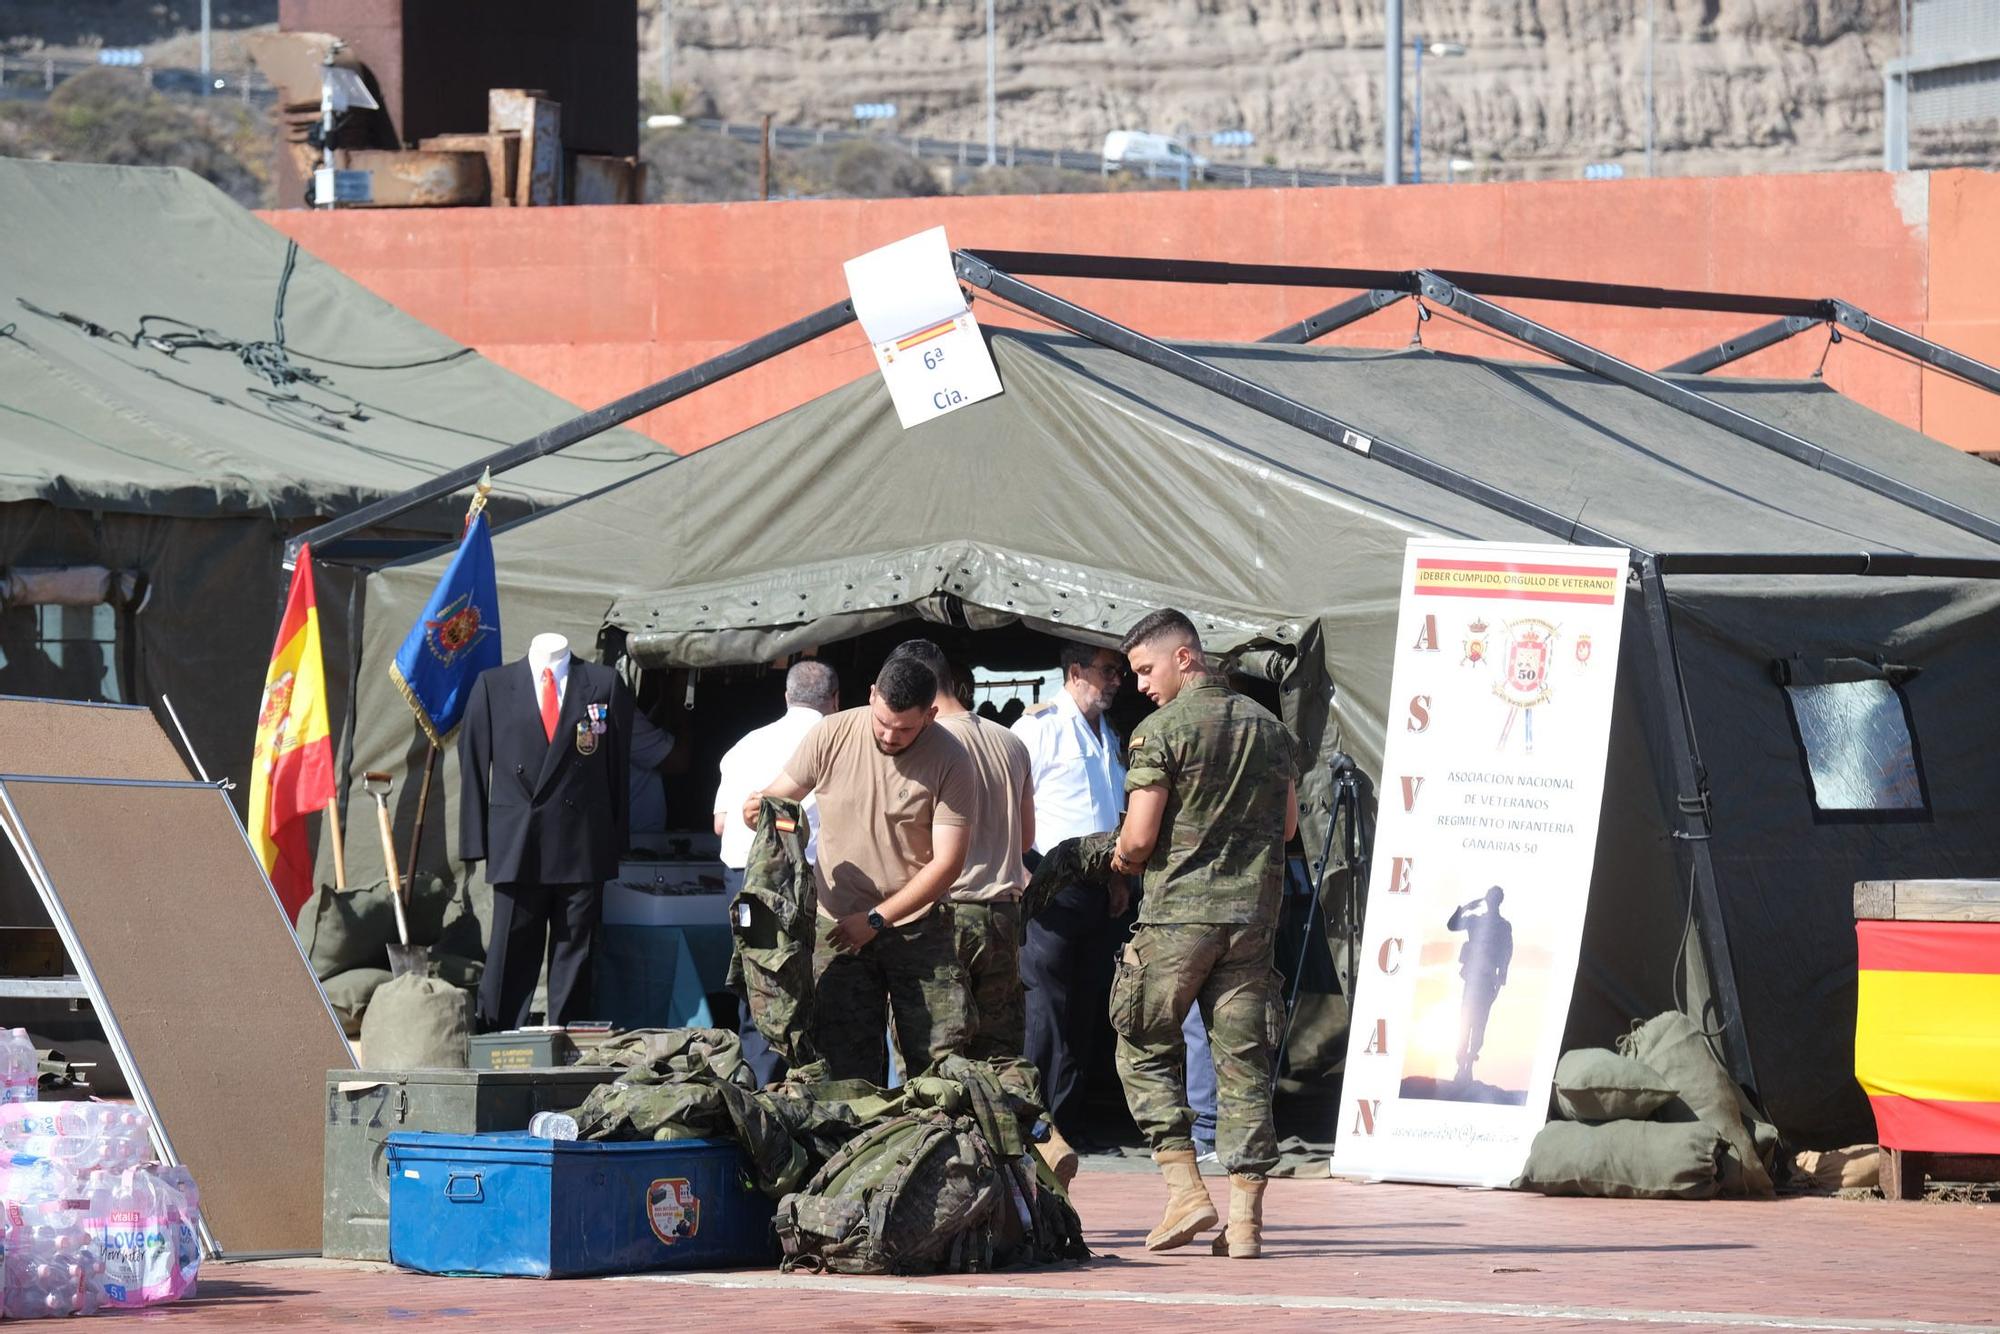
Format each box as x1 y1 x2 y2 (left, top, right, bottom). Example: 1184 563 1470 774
1448 885 1514 1085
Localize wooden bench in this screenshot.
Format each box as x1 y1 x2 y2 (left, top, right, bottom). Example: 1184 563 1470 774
1854 879 2000 1200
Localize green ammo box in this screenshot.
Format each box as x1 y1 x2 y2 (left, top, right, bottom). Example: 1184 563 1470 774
322 1066 621 1261
469 1031 580 1070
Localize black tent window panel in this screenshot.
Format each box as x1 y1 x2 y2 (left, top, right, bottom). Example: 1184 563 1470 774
0 566 146 705
1772 655 1930 821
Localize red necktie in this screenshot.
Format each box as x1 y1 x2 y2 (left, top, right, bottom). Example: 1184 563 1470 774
539 667 559 742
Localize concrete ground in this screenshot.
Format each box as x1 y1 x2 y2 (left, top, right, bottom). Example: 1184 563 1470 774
146 1167 1996 1332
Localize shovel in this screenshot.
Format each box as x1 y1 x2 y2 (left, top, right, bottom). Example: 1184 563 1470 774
362 771 430 979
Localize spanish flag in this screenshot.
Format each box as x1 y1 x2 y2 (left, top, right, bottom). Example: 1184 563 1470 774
249 543 335 920
1855 920 2000 1152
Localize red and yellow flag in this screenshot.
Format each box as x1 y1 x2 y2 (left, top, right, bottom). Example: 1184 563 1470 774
249 543 335 919
1855 920 2000 1152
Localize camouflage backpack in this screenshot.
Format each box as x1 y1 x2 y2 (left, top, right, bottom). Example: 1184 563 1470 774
729 797 822 1072
773 1109 1005 1275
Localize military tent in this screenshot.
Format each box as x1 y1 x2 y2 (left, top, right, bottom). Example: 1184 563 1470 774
0 159 665 807
330 309 2000 1150
0 157 666 1086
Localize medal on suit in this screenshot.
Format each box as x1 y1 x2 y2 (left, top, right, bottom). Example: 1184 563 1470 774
575 718 599 755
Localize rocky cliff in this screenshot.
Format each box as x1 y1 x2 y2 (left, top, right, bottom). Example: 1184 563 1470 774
645 0 1993 179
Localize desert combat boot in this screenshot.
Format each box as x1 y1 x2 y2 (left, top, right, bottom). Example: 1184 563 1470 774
1145 1147 1220 1250
1208 1174 1266 1258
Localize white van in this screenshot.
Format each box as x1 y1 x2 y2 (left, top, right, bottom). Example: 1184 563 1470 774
1101 131 1208 176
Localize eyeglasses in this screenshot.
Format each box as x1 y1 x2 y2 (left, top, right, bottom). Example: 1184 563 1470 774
1087 661 1127 680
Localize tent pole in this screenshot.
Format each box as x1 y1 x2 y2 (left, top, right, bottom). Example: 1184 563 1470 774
1830 301 2000 398
1659 315 1821 375
951 251 1644 553
1415 273 2000 546
960 250 2000 399
1633 558 1756 1091
284 298 859 566
1259 289 1408 345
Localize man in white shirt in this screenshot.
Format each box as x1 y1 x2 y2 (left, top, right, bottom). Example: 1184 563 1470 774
1012 641 1131 1145
712 659 840 1082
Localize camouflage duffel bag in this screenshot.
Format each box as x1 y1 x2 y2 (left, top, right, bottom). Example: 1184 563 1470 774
773 1109 1005 1275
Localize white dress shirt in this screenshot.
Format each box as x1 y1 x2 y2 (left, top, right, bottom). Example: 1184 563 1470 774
713 705 824 869
1011 688 1125 851
526 638 570 704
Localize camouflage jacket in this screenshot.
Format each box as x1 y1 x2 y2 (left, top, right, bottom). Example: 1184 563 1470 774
1018 830 1118 933
730 796 822 1072
1124 677 1297 926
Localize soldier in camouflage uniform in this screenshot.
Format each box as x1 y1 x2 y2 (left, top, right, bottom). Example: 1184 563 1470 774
745 653 978 1085
1111 609 1298 1260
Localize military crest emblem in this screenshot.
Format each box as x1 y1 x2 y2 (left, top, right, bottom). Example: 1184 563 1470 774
422 592 493 668
646 1177 700 1245
255 671 297 761
1492 618 1560 753
1461 618 1489 667
1495 619 1557 709
1575 633 1593 666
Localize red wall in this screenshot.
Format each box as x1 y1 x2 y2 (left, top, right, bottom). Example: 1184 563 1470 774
265 169 2000 455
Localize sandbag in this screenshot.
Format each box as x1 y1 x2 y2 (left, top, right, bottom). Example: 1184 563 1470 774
294 875 484 980
428 951 483 991
321 967 391 1038
1793 1145 1879 1193
358 974 470 1069
1552 1048 1677 1123
1618 1012 1775 1198
1515 1120 1724 1199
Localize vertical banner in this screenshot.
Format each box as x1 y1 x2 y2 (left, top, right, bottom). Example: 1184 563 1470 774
1333 539 1630 1186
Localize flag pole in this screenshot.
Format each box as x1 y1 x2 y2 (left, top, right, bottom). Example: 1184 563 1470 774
403 469 493 881
327 797 348 890
404 744 439 882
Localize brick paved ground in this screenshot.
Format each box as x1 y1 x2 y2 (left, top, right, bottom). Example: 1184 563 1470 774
139 1168 1998 1332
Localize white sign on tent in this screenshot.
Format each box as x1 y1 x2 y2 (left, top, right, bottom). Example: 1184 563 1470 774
1332 539 1630 1187
842 226 1003 430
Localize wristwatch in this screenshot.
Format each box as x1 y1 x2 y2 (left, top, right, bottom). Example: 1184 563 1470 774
865 909 886 932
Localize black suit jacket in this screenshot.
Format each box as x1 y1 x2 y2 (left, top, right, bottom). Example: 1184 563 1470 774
458 657 633 886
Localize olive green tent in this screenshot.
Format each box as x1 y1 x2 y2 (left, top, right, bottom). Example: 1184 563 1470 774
0 159 665 811
337 320 2000 1149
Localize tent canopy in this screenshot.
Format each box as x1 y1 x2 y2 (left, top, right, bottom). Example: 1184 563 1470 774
0 159 662 527
358 326 2000 775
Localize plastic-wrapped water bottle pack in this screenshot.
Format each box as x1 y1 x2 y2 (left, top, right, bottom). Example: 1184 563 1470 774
0 1030 204 1318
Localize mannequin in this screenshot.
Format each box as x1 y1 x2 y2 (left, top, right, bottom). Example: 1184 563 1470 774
527 633 570 688
458 632 634 1031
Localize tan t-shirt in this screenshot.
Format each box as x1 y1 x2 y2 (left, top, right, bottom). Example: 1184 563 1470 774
937 712 1033 904
782 706 974 920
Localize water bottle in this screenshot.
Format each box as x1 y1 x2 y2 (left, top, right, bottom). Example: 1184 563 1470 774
2 1221 103 1319
1 1100 149 1140
8 1132 150 1173
1 1028 37 1105
0 1152 77 1207
527 1111 578 1140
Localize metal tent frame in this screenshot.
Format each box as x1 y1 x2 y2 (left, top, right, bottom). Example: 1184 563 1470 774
286 249 2000 1095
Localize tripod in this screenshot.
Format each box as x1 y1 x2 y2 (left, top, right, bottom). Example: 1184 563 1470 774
1275 751 1374 1072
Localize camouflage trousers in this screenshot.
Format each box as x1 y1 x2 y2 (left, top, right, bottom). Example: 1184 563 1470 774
1111 922 1280 1178
949 899 1044 1103
812 905 971 1085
